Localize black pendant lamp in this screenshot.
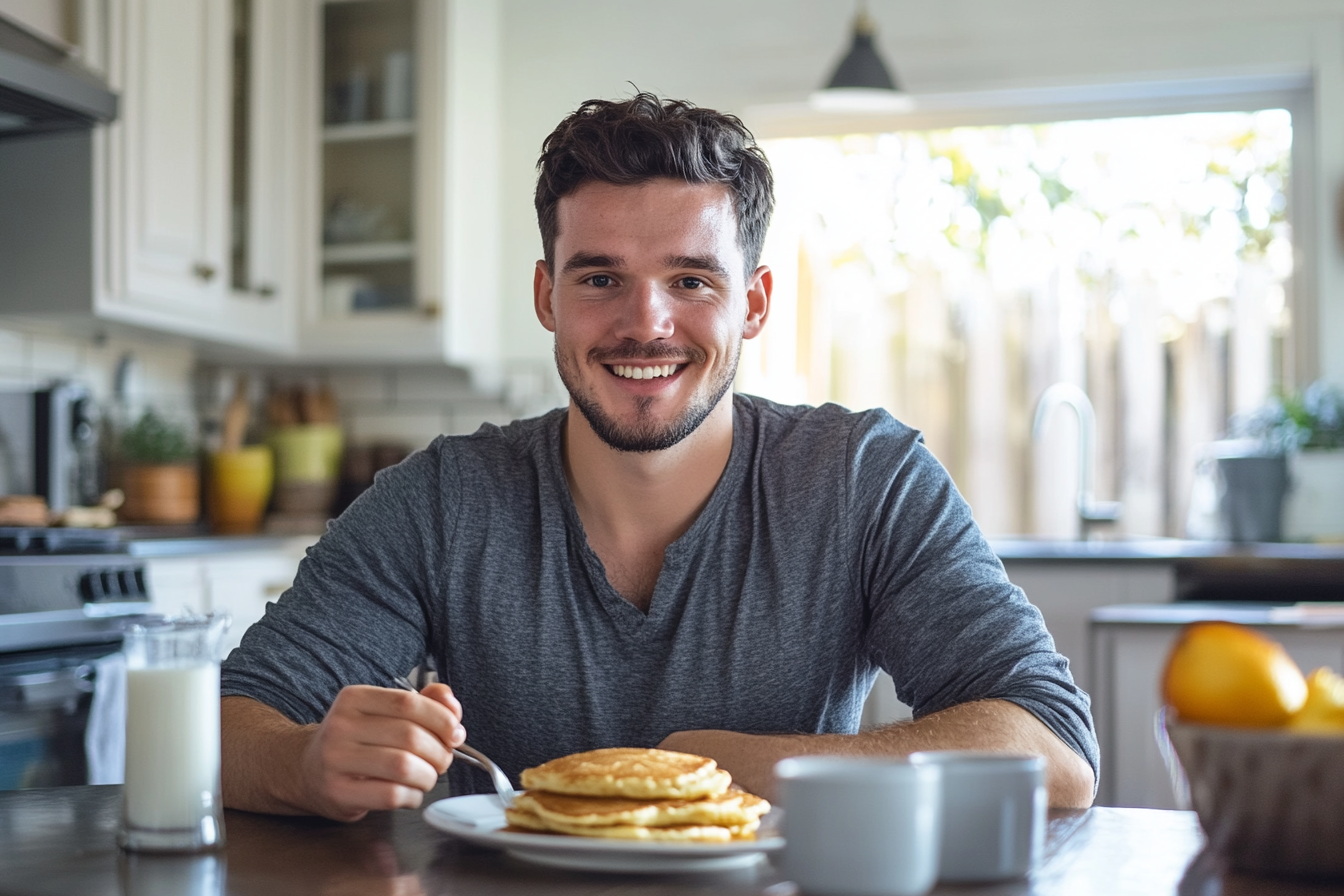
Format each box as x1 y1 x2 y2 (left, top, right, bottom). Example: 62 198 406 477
825 8 898 91
814 5 913 111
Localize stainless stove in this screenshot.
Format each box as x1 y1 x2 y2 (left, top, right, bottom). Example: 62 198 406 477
0 527 155 788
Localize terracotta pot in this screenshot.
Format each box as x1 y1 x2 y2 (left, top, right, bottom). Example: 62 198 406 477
117 463 201 524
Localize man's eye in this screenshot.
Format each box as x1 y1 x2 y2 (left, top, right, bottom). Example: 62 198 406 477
678 277 704 289
588 275 613 287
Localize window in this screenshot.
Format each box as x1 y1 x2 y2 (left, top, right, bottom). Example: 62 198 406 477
742 109 1293 538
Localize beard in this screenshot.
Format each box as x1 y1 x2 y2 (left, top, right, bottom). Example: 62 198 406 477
555 339 739 453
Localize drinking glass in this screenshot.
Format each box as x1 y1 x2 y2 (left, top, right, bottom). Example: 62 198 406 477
118 614 231 852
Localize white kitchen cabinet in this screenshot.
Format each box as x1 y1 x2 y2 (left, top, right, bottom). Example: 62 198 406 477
1001 559 1176 693
99 0 295 351
292 0 502 365
1090 605 1344 809
858 560 1175 732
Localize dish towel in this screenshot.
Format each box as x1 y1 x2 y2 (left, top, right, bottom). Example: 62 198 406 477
85 651 126 785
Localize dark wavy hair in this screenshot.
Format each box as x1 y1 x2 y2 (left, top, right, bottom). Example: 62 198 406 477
535 92 775 278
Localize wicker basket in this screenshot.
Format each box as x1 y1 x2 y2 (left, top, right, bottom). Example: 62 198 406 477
1165 719 1344 880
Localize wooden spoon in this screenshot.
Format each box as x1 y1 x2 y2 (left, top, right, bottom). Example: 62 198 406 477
221 376 249 453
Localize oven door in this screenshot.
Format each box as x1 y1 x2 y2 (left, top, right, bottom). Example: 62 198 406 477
0 642 116 789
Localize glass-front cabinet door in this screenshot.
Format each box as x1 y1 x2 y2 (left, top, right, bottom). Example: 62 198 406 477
297 0 452 361
296 0 502 365
320 0 416 314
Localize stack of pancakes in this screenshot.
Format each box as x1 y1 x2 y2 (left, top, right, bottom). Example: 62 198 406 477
504 747 770 843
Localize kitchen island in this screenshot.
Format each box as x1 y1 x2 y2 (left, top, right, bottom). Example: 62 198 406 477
6 783 1340 895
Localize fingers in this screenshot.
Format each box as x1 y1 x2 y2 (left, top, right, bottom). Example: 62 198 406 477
419 682 463 721
300 684 471 820
343 685 466 752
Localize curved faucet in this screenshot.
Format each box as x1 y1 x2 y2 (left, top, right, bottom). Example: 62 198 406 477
1032 383 1122 534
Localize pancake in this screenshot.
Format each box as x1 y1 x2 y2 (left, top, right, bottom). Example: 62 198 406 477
503 805 551 831
512 789 769 829
506 804 734 842
519 747 731 799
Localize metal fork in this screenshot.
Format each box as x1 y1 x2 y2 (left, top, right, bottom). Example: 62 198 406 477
390 675 517 807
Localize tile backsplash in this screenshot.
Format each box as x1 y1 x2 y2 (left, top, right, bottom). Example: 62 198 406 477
0 318 569 461
0 322 196 421
199 362 568 454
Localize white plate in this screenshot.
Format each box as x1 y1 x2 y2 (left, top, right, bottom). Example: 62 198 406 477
423 794 784 873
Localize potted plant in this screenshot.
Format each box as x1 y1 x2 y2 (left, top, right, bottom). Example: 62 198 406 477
1237 381 1344 541
113 410 201 524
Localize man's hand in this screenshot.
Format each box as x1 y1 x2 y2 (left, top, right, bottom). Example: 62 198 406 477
222 684 466 822
298 684 466 820
658 699 1095 808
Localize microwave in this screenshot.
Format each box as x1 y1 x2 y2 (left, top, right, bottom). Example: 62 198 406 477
0 383 100 511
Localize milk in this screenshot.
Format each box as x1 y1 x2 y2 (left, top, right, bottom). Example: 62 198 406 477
123 663 221 830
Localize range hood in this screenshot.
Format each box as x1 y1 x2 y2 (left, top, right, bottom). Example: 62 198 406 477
0 12 116 139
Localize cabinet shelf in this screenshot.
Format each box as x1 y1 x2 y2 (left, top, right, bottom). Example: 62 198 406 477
321 241 414 264
323 120 415 143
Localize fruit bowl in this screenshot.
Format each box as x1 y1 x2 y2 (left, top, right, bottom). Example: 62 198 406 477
1163 716 1344 880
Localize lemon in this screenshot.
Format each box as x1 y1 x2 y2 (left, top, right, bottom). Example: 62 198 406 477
1162 621 1307 727
1287 667 1344 733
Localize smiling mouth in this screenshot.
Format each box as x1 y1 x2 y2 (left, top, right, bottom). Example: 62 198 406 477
606 363 683 381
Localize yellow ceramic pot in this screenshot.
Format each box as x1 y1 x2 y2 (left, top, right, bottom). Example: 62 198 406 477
209 446 274 534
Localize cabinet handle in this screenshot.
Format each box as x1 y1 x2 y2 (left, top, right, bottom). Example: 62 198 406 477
421 301 440 319
192 262 217 282
255 284 276 299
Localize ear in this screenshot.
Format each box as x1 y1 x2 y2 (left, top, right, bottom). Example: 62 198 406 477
534 261 556 332
741 265 772 340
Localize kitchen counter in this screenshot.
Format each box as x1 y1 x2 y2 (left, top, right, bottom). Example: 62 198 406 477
1092 602 1344 627
126 533 319 558
1 784 1324 896
118 532 1344 562
989 536 1344 561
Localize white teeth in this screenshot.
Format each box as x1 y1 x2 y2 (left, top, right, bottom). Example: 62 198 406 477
613 364 677 380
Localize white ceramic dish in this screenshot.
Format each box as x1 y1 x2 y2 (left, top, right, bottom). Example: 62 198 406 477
423 794 784 873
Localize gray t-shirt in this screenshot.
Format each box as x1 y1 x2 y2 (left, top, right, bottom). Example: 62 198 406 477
222 394 1098 795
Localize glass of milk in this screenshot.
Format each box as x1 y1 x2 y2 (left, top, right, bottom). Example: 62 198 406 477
118 613 231 852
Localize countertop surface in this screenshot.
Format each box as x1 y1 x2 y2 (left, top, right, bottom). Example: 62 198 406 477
7 785 1342 896
125 533 318 558
124 531 1344 561
1092 602 1344 627
990 536 1344 562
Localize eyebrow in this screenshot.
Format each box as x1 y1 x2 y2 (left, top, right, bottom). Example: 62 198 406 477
558 252 731 279
561 253 624 274
664 255 730 278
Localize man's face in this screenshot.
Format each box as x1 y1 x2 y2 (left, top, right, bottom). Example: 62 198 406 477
534 179 771 453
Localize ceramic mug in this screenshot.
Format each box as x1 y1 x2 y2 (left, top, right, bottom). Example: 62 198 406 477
775 756 941 896
908 751 1046 882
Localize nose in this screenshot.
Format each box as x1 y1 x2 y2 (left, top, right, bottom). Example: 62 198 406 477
612 279 675 343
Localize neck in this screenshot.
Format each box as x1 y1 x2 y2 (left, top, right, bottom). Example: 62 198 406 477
562 394 735 582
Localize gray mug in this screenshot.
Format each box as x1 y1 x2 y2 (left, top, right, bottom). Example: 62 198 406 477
776 756 942 896
908 751 1046 882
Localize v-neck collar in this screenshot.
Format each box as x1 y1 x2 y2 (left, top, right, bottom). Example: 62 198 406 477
544 398 753 634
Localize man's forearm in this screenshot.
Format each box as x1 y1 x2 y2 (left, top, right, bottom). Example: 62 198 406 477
658 699 1095 808
221 695 320 815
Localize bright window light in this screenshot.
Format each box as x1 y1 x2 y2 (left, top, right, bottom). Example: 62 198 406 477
745 110 1292 538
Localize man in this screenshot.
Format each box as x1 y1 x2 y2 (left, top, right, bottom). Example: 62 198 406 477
220 93 1097 822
